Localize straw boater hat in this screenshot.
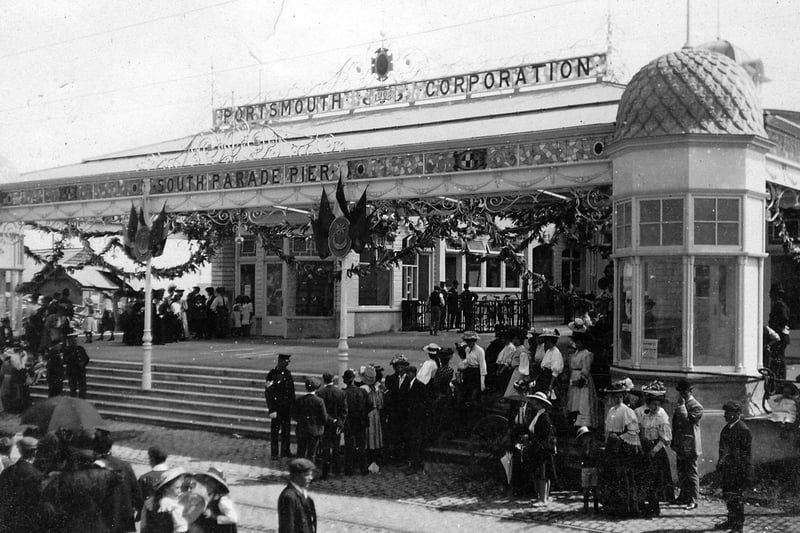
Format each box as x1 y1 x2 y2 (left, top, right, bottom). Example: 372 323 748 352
525 390 552 407
195 467 230 495
576 426 591 439
423 343 442 355
603 377 634 394
568 318 589 333
538 328 560 339
462 331 480 341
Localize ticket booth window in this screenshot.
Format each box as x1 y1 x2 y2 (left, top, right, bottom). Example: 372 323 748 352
693 257 737 366
694 198 740 246
642 257 683 363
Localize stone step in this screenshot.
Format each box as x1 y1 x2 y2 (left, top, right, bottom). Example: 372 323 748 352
82 374 270 399
81 381 266 407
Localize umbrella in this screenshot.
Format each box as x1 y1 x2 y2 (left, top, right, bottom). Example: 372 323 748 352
20 396 106 435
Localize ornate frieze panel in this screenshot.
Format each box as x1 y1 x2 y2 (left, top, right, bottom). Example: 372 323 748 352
0 134 611 209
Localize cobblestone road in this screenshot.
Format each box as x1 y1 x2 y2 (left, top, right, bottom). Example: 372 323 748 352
2 415 797 532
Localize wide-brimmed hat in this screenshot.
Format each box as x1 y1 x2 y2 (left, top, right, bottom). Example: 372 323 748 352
576 426 591 439
538 328 560 339
17 436 38 451
462 331 480 341
195 467 230 494
361 366 377 386
525 390 552 406
568 318 589 333
642 380 667 399
423 343 442 355
603 378 634 394
155 466 187 492
390 354 409 367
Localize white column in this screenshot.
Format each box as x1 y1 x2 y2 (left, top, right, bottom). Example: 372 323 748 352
683 255 694 371
142 256 153 390
337 254 350 377
632 256 642 369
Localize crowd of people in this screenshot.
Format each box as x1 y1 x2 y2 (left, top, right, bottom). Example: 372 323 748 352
119 285 253 346
0 428 241 532
1 288 91 414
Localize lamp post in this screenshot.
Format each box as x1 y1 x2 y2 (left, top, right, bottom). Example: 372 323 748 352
142 256 153 390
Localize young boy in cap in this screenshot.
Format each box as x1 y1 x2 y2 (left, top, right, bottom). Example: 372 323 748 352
278 458 317 533
576 426 600 513
715 401 752 533
265 353 296 459
294 377 329 462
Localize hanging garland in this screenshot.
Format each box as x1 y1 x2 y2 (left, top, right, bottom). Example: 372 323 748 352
769 205 800 262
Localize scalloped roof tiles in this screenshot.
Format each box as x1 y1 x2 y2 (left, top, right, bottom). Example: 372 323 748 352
614 48 766 142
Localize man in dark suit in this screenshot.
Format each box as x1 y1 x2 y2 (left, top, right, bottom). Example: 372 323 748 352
278 458 317 533
384 355 409 462
0 436 44 533
404 365 429 474
266 353 296 459
672 379 704 510
294 377 329 462
316 372 347 478
93 429 143 532
342 369 370 475
715 401 752 533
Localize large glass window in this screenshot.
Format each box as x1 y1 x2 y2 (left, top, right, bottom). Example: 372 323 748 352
505 261 520 288
265 263 283 316
486 256 502 287
642 257 683 363
694 198 740 245
615 201 632 249
239 264 255 305
693 257 736 366
618 259 633 361
294 262 333 316
640 198 684 246
358 249 392 306
466 255 481 287
561 248 581 290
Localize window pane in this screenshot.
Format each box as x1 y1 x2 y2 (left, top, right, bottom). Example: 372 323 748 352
642 257 683 363
694 198 716 221
694 258 736 366
505 262 520 288
486 257 501 287
718 199 739 221
640 200 661 223
466 256 481 287
662 222 684 245
694 222 716 245
266 263 283 316
662 199 683 222
640 224 660 246
294 262 334 316
624 203 631 226
618 259 633 361
359 267 392 306
623 225 631 248
717 223 739 245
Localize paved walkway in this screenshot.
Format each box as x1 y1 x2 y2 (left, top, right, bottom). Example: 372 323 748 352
1 414 796 533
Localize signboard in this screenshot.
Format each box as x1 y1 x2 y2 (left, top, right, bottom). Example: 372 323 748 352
213 53 606 128
642 338 659 359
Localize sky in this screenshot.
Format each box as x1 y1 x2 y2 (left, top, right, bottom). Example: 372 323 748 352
1 0 799 175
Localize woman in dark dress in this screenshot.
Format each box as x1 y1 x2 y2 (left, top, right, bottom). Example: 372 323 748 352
525 390 557 505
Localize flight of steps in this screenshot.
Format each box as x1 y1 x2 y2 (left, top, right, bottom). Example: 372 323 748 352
30 359 301 438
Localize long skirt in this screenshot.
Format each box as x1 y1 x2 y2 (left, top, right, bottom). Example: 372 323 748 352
600 435 642 516
366 408 383 450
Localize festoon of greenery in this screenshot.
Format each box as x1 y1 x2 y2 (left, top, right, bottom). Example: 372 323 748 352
770 205 800 262
23 186 611 290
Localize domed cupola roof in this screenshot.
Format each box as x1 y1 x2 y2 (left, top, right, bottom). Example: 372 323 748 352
613 47 766 142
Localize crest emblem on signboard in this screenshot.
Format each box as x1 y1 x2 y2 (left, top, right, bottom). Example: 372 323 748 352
371 47 393 82
328 216 352 258
454 149 487 171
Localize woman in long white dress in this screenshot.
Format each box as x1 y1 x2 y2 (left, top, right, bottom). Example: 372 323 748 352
567 331 601 428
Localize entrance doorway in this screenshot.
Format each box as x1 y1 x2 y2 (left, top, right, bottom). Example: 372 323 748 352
264 262 285 336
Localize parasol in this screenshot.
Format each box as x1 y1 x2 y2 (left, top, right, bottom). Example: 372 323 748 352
20 396 106 435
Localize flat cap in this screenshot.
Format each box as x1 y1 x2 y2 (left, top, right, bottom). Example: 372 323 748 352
277 353 292 361
288 457 316 474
